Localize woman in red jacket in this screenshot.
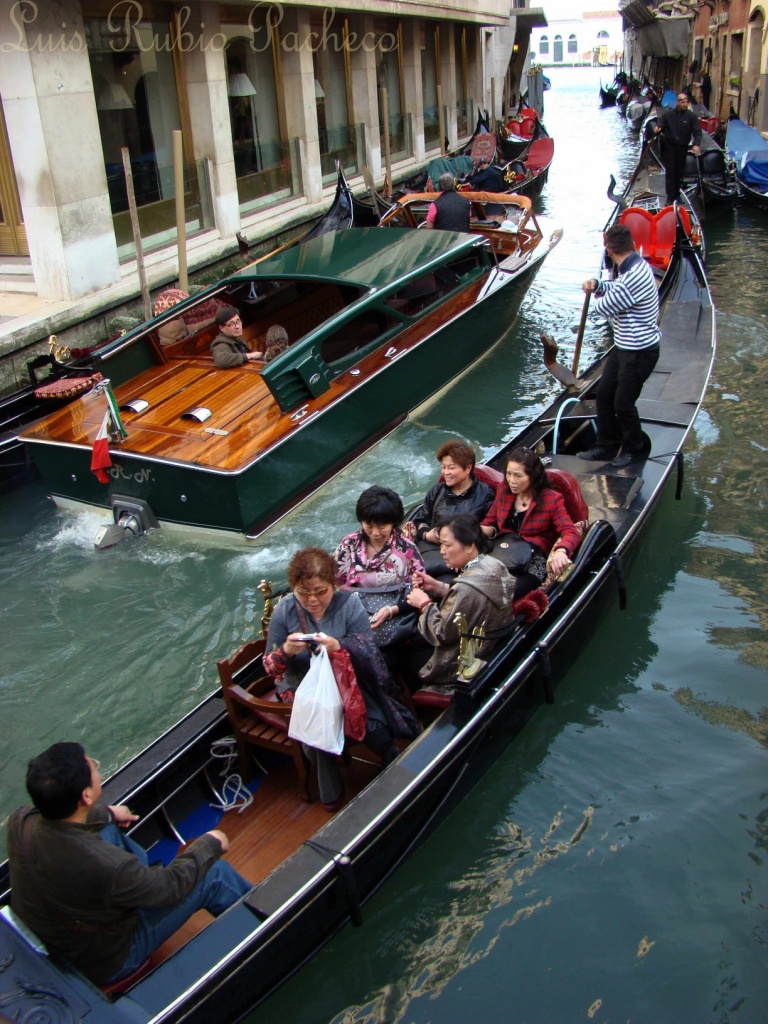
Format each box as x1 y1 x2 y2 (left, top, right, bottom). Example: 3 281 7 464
481 448 581 596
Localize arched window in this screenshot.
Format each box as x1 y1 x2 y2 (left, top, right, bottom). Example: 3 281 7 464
553 34 563 62
568 33 578 55
597 30 609 39
539 34 549 55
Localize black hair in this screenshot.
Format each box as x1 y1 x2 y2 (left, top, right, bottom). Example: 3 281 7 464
355 485 404 527
435 513 491 554
505 447 549 498
26 742 91 820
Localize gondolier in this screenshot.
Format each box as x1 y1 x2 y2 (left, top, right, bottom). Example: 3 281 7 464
654 93 702 204
579 223 661 468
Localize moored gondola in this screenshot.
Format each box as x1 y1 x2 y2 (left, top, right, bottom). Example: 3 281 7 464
725 117 768 212
0 218 715 1023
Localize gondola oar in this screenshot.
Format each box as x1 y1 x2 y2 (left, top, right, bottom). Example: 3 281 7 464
571 289 591 377
540 290 591 390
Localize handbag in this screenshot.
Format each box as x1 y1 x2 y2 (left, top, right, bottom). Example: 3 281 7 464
288 646 345 754
329 649 367 742
351 584 420 647
489 533 533 573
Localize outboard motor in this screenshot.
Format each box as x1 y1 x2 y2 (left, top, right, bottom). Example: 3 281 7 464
94 496 160 551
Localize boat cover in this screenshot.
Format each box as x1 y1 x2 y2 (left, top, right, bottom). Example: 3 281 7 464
525 137 554 173
660 89 677 108
425 155 474 187
726 118 768 189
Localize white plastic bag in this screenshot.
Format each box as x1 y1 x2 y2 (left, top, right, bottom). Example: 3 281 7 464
288 645 345 754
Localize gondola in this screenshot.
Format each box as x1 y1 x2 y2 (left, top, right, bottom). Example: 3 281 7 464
0 167 377 497
599 71 627 108
0 218 715 1023
642 112 740 210
725 117 768 212
606 138 705 271
497 107 546 163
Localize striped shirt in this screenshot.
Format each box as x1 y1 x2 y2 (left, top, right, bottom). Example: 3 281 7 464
592 251 661 351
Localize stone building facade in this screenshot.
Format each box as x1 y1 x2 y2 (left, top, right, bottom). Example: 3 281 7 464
0 0 546 308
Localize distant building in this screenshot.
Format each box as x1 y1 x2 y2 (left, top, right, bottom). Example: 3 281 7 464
531 9 622 68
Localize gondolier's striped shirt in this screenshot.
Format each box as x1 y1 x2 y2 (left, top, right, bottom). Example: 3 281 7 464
592 251 661 350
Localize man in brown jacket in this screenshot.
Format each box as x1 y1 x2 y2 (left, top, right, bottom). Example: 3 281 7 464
7 742 251 985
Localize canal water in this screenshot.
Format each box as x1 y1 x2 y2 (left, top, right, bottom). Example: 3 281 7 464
1 67 767 1023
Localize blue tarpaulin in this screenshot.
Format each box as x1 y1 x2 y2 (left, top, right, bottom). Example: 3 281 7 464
726 118 768 190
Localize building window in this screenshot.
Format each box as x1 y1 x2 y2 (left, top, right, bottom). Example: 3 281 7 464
553 34 563 63
454 24 469 137
85 13 212 260
568 34 578 55
376 20 410 160
421 24 440 149
223 10 297 215
313 15 361 182
597 30 609 40
539 35 549 55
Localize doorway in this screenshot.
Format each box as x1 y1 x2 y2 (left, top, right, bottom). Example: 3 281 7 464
0 100 28 257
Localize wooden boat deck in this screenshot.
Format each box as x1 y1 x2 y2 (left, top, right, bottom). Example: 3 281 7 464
151 754 382 964
21 281 487 476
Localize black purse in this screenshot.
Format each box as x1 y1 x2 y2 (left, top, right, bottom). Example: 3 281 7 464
489 533 533 572
352 584 420 647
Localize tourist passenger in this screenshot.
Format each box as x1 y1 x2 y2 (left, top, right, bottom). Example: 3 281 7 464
653 92 702 204
481 448 582 596
211 306 263 367
7 742 251 986
334 486 424 644
153 288 190 347
264 324 290 363
406 514 515 689
263 548 418 811
579 223 661 467
403 440 496 576
468 157 506 193
424 174 471 231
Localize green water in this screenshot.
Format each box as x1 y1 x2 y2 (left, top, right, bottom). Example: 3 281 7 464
1 67 766 1023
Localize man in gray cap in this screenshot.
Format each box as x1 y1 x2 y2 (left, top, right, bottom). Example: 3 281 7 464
424 174 470 232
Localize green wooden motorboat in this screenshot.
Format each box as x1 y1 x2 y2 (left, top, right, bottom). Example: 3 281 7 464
21 210 562 543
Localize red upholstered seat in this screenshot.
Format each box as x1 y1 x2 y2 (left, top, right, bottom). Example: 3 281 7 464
508 117 535 138
101 958 152 997
474 463 504 490
619 207 654 258
699 116 720 136
546 469 589 524
620 206 692 269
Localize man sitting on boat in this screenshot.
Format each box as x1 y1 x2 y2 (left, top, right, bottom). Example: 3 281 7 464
211 306 264 368
423 174 470 232
467 157 506 193
7 742 251 986
579 223 661 468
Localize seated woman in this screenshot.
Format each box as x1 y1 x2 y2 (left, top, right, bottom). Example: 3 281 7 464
264 324 290 363
406 515 516 690
263 547 418 811
403 440 496 577
334 485 424 646
153 288 190 347
480 447 582 597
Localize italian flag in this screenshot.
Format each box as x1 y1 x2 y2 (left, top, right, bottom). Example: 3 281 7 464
91 409 113 483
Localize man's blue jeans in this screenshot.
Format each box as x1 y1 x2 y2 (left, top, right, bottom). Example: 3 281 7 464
101 824 251 982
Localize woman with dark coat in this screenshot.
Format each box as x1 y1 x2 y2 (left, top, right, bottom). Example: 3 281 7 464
481 448 581 597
